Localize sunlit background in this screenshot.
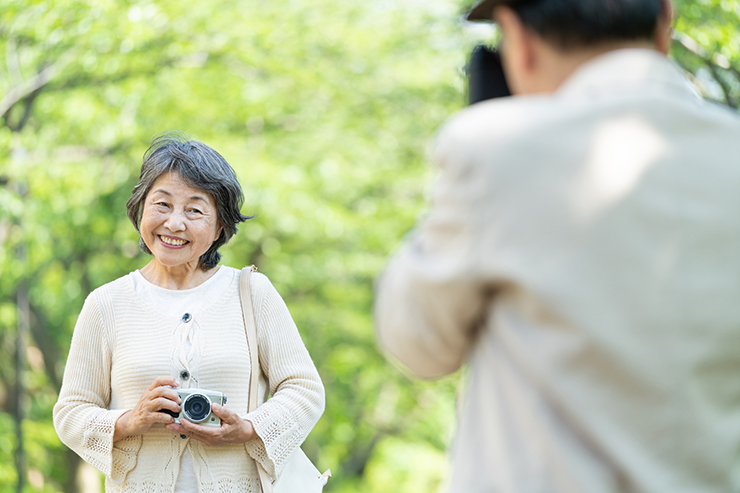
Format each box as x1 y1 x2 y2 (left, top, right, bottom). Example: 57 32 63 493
1 0 739 491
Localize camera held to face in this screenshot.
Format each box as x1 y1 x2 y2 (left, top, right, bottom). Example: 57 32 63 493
162 388 227 427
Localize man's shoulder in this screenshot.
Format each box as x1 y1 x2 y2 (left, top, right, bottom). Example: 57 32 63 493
441 91 739 139
438 96 555 147
432 95 575 171
435 88 740 167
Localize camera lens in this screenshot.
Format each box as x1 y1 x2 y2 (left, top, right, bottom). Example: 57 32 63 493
182 393 212 423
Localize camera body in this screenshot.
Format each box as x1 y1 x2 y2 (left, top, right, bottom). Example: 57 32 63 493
467 45 511 105
163 388 227 427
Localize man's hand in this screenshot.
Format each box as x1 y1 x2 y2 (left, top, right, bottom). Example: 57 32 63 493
165 403 257 446
114 376 181 442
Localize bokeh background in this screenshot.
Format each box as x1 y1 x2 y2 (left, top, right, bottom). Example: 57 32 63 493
1 0 739 491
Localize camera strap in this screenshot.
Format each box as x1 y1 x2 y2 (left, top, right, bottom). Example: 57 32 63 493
239 265 275 493
240 266 329 493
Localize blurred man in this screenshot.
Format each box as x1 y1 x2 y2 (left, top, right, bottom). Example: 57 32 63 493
375 0 740 491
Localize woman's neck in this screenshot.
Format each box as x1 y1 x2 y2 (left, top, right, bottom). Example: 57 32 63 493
139 259 220 290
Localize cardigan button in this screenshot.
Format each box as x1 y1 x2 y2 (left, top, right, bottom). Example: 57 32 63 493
182 313 192 323
180 370 190 380
180 434 187 439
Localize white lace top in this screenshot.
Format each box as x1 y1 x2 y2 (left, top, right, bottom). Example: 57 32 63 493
53 267 325 493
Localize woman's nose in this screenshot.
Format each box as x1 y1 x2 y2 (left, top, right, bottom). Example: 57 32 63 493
163 211 186 231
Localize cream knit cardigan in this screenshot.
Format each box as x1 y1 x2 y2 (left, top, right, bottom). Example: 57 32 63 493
53 268 325 493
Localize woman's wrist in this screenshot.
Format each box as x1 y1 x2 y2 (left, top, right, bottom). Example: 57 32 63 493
113 410 133 442
242 419 256 443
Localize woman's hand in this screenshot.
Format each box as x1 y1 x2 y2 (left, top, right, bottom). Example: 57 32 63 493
165 403 257 446
114 376 181 442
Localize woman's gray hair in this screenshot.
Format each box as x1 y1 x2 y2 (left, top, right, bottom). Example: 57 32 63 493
126 131 252 269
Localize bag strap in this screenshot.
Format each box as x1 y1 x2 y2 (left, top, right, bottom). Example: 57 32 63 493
239 266 276 493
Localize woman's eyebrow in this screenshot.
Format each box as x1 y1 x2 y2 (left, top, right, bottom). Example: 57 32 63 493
150 190 207 203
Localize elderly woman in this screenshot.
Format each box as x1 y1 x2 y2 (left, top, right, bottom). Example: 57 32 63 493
53 133 325 492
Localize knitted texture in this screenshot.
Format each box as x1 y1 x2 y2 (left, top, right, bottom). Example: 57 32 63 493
53 268 325 491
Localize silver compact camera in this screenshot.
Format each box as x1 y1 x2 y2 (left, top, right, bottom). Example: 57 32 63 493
163 388 227 427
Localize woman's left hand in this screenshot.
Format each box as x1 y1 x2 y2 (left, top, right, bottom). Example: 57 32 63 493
164 403 257 446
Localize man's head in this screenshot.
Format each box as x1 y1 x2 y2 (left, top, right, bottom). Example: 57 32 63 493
469 0 673 95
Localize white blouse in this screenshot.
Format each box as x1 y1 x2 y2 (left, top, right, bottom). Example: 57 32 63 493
128 267 233 493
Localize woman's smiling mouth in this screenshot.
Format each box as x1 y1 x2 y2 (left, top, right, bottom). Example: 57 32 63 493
159 235 189 247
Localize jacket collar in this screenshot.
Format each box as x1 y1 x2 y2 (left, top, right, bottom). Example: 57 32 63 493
556 48 701 100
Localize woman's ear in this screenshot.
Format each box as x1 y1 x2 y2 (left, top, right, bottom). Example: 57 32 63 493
655 0 675 55
494 6 538 95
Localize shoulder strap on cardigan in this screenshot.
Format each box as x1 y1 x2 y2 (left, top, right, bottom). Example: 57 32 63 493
240 266 260 414
239 266 275 493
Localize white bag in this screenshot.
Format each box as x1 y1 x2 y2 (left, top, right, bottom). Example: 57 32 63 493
240 267 330 493
272 448 329 493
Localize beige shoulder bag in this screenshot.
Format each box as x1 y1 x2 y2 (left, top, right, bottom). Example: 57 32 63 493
240 266 330 493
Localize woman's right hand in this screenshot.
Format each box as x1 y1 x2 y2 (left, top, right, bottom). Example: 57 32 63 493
113 376 181 442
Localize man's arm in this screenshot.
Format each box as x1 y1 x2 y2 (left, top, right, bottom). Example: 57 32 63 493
374 124 490 379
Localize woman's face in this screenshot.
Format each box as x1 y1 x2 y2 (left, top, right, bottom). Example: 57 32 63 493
139 171 223 269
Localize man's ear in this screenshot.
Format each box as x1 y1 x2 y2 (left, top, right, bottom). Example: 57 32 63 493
654 0 674 55
494 6 538 95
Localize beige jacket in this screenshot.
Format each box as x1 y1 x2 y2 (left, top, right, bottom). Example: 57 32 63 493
54 268 324 493
376 49 740 492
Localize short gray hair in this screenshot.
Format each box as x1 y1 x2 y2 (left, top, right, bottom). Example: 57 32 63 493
126 132 252 269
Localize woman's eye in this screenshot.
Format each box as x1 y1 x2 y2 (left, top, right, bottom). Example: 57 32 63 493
189 208 202 214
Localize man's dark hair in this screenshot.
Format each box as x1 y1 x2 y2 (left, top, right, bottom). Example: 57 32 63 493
510 0 664 50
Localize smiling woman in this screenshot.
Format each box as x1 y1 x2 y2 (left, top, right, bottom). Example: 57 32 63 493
126 132 250 278
135 172 225 288
52 132 326 493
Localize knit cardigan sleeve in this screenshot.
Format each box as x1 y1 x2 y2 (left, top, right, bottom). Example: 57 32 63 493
244 273 325 478
53 289 141 483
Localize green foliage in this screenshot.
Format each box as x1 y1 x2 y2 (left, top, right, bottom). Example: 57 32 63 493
1 0 466 491
0 414 18 490
673 0 740 105
1 0 739 491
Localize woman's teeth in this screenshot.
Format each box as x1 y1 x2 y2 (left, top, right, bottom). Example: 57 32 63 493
160 236 187 246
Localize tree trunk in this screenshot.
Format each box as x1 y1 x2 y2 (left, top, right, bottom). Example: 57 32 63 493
15 277 28 493
63 449 83 493
14 185 29 493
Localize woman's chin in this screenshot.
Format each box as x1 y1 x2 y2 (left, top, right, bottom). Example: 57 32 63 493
149 255 197 270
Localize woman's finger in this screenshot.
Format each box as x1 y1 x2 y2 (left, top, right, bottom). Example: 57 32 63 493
165 422 187 433
210 403 235 422
148 375 179 391
179 418 210 435
150 411 178 424
149 386 181 404
180 418 225 442
149 396 180 414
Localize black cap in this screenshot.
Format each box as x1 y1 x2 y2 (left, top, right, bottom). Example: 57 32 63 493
466 0 521 22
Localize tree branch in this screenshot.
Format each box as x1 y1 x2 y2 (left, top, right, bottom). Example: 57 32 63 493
706 62 738 107
5 87 43 133
672 30 740 108
672 30 740 81
672 31 729 69
6 38 24 88
0 49 75 119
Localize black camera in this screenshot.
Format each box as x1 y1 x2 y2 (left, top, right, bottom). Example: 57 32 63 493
468 45 511 105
